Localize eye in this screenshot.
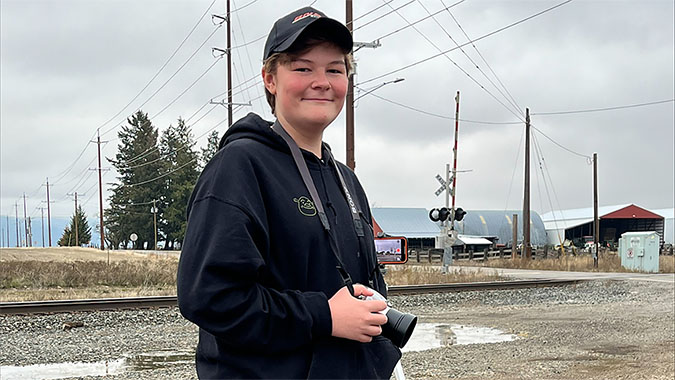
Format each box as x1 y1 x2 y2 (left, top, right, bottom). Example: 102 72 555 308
293 67 310 72
328 69 344 74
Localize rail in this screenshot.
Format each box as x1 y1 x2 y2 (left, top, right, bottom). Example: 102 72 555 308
0 279 582 315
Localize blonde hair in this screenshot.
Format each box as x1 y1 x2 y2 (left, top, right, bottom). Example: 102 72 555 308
263 38 353 115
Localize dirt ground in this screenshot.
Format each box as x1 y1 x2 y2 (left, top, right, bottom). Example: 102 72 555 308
0 247 170 262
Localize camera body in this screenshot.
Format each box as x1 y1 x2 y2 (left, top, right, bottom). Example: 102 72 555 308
360 288 417 348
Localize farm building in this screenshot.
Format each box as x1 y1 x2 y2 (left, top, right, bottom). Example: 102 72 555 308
540 204 670 247
371 208 547 249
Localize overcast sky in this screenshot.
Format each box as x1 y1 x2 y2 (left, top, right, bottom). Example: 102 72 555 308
1 0 673 234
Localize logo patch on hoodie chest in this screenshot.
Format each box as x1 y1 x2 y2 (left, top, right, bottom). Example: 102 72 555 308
293 196 317 217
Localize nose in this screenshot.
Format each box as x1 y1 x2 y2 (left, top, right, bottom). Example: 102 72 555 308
311 71 331 90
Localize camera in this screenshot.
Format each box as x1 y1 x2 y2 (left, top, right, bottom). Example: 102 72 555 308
360 287 417 348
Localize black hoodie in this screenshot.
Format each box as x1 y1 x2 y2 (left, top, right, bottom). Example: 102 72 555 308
177 113 401 379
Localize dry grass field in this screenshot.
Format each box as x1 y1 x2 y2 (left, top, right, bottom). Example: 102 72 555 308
384 265 502 285
0 247 177 302
0 247 155 262
458 251 675 273
5 248 668 302
0 247 507 302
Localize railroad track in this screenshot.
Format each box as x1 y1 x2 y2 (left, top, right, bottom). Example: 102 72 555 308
0 279 581 315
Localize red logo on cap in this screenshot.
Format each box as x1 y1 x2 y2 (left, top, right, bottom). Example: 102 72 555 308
293 12 322 24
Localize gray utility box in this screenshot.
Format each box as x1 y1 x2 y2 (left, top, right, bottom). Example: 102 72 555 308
618 231 660 273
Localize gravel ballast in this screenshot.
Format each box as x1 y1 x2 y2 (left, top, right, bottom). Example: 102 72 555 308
1 280 673 379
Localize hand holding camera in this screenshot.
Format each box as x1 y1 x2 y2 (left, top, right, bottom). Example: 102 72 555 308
328 284 388 343
328 284 417 348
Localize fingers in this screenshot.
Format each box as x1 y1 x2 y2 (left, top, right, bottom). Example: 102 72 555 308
365 299 388 313
352 284 374 297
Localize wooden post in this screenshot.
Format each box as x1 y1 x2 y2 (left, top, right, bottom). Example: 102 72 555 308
512 214 518 259
226 0 233 127
346 0 355 170
97 131 105 250
593 152 599 268
523 109 532 259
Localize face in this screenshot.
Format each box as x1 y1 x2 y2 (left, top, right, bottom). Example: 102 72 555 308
263 43 348 132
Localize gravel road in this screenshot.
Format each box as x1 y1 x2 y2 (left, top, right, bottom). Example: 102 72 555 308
1 280 673 379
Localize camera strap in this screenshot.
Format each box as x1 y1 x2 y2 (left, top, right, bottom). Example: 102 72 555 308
272 120 357 295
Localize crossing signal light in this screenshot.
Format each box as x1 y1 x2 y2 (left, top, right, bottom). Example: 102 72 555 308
429 207 451 222
429 207 467 222
454 207 466 222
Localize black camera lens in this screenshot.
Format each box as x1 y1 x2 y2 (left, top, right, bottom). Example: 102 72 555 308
382 308 417 348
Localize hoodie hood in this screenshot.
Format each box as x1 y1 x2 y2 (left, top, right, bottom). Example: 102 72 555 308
219 112 334 162
218 113 284 151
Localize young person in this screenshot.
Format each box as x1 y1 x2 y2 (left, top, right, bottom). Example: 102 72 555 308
177 7 401 378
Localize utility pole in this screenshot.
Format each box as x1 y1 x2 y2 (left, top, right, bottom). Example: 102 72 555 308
27 217 33 247
593 152 599 268
23 193 29 247
450 91 460 228
226 0 233 127
346 0 355 170
344 1 381 170
6 215 10 247
45 178 53 247
151 199 158 251
40 207 46 247
15 203 20 247
512 214 519 259
96 130 105 250
67 192 81 246
523 108 531 259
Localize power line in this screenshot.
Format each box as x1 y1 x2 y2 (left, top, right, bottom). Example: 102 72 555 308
117 109 243 189
353 0 416 31
441 0 524 117
349 0 396 26
531 98 675 115
371 0 465 42
531 125 591 160
232 0 266 112
51 132 97 185
419 0 523 117
97 0 219 135
150 55 224 119
230 0 258 13
531 130 569 244
101 24 224 137
503 127 524 212
115 80 261 170
50 0 219 187
359 89 521 125
383 0 525 122
358 0 574 86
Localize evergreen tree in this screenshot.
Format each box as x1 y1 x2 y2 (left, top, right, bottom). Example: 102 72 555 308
105 111 164 249
160 117 200 249
200 130 220 168
57 205 92 246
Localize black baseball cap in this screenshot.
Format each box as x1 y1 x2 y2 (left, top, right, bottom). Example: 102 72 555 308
263 7 353 60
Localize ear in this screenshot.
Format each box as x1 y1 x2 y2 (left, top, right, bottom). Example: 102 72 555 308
262 67 276 95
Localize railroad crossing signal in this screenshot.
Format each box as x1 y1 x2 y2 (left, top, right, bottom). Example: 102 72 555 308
434 174 454 197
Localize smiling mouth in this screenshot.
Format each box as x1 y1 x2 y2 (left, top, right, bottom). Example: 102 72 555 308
302 98 332 102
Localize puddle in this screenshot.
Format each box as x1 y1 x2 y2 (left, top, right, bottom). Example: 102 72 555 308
403 323 517 352
0 350 193 380
0 326 514 379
